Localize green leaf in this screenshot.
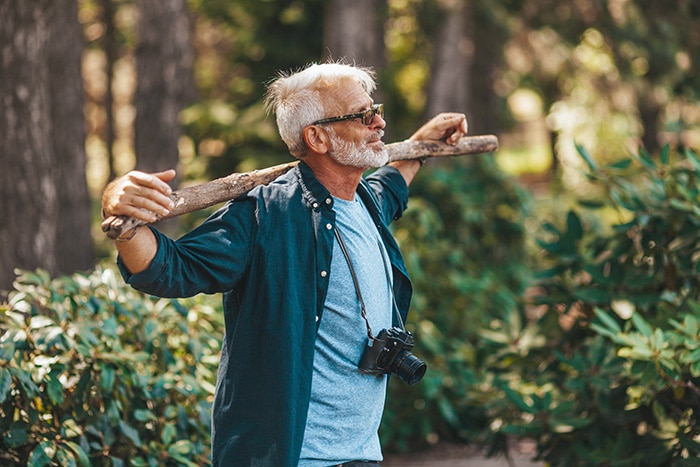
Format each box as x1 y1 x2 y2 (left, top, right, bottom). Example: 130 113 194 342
55 448 76 467
574 288 610 303
10 367 40 396
168 439 194 456
28 441 53 467
630 312 653 338
684 148 700 171
501 384 534 413
162 422 176 446
100 364 115 392
575 144 597 171
593 307 622 333
566 211 583 240
636 146 657 169
46 374 64 405
134 409 158 422
607 158 633 170
0 339 15 361
660 144 670 165
4 425 29 448
118 420 141 447
577 199 605 209
669 199 695 212
652 328 665 351
169 454 200 467
437 397 460 427
29 316 55 329
62 441 91 467
0 368 12 404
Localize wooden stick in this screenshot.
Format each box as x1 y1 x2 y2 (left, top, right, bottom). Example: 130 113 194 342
101 134 498 239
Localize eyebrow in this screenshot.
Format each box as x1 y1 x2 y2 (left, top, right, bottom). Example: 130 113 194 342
352 101 374 113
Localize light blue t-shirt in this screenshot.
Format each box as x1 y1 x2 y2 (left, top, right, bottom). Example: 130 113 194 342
299 195 393 466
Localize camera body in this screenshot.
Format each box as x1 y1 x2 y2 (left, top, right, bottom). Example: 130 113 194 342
358 327 427 385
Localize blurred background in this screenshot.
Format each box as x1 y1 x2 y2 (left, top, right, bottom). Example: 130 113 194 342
3 0 699 288
2 1 700 465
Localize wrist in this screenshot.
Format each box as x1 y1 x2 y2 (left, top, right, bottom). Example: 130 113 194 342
115 226 141 242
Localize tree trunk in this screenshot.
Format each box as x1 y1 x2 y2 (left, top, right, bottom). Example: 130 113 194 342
425 0 473 119
100 0 118 182
0 0 92 294
639 97 661 154
322 0 386 70
50 0 95 277
322 0 387 135
133 0 196 175
469 2 506 136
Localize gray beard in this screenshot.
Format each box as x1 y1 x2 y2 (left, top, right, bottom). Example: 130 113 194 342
327 130 389 169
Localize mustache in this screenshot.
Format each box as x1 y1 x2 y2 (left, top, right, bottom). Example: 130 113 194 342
367 130 384 143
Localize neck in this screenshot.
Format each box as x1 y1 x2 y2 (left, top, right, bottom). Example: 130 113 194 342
304 155 365 200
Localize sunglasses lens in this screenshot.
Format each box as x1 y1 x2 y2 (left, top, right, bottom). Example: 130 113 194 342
362 104 384 125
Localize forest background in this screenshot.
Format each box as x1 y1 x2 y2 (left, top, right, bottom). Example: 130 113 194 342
2 0 700 466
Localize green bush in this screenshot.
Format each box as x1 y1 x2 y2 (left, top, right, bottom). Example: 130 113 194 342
0 267 222 466
382 156 534 452
478 145 700 465
5 145 700 465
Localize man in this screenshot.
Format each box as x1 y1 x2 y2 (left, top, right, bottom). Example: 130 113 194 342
102 62 468 466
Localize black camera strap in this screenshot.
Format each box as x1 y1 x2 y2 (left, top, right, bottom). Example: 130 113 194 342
333 227 405 340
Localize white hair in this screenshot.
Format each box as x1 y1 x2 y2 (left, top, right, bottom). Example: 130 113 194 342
264 62 377 158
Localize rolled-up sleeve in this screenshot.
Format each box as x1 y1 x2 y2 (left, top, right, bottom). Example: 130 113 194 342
117 198 256 298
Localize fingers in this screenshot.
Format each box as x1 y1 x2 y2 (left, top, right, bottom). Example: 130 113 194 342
102 169 177 223
411 112 469 145
432 113 468 145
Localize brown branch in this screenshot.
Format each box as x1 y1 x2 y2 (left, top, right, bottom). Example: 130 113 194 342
101 134 498 239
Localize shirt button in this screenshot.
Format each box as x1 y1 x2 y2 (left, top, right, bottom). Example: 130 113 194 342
325 198 332 205
312 202 319 209
320 270 327 277
316 315 319 322
325 223 332 230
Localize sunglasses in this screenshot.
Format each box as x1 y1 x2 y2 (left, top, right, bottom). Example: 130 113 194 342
311 103 384 126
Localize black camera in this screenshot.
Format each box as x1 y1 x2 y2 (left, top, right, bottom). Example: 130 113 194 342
358 327 427 385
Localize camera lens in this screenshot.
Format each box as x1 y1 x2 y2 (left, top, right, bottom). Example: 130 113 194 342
392 350 427 385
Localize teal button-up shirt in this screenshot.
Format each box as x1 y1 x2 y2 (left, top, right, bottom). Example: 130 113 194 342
119 162 413 466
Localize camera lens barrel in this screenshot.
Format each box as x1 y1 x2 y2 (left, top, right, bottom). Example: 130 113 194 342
391 350 427 385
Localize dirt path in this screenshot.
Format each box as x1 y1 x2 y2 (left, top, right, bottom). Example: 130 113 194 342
382 441 544 467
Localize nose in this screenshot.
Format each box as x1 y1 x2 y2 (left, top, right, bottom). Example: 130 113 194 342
370 112 386 130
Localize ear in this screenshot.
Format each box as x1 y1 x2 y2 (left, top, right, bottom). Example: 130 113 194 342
303 125 330 155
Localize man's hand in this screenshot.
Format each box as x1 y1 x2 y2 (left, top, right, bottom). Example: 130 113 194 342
389 112 469 186
408 112 468 145
101 169 177 224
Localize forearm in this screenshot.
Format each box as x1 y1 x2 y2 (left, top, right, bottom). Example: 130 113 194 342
388 159 423 187
114 227 159 274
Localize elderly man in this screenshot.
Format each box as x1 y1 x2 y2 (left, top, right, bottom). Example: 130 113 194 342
101 62 468 466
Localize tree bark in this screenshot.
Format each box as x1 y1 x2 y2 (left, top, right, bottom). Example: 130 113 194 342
0 0 91 293
100 0 118 182
469 2 506 136
322 0 388 136
322 0 386 70
134 0 196 174
425 0 473 118
50 0 95 277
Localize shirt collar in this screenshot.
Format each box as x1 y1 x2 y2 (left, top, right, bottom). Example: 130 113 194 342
296 161 335 211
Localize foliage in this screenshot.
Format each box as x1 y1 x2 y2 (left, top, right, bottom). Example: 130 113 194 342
6 145 700 465
472 145 700 465
0 267 223 466
382 156 534 452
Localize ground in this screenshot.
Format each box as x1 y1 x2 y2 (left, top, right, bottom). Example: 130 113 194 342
382 441 544 467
